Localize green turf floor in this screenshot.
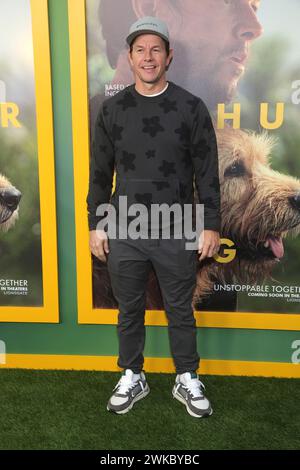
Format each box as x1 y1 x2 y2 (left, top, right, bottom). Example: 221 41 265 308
0 369 299 450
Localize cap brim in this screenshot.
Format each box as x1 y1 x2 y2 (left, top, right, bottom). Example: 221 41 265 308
126 30 169 46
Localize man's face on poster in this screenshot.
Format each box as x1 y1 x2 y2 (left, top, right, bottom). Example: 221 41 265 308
153 0 263 106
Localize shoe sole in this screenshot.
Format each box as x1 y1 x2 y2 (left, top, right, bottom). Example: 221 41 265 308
107 384 150 415
172 388 213 418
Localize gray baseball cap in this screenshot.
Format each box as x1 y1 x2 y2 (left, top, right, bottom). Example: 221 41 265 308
126 16 170 46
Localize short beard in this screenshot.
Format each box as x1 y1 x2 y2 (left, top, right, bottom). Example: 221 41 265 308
170 66 238 111
168 42 240 111
196 76 237 111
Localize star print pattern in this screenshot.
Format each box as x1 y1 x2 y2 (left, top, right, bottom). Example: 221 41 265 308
146 150 156 159
111 124 124 141
201 197 217 210
93 169 110 190
181 149 191 169
159 98 178 114
117 92 137 111
142 116 164 137
120 151 136 172
187 98 199 114
175 122 190 143
87 82 220 232
192 139 211 160
158 160 176 177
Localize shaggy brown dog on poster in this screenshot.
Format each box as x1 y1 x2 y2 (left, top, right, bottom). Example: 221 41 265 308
0 173 21 231
91 127 300 311
194 127 300 307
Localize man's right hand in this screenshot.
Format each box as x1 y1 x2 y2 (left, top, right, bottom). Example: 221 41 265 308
89 229 110 262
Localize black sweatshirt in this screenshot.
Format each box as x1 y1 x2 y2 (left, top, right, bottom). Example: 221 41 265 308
87 81 221 232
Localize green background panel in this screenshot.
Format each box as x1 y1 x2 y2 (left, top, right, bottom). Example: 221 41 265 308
0 0 299 365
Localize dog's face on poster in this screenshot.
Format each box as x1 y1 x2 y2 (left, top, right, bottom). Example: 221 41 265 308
0 173 21 231
218 128 300 263
193 127 300 301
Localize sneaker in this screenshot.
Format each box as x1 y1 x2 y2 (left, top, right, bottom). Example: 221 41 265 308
172 372 213 418
107 369 150 414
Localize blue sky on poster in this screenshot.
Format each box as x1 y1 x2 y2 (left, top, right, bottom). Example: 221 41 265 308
258 0 300 66
0 0 33 74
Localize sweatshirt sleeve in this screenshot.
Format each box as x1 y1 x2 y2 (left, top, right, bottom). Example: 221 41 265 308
190 100 221 232
86 106 115 231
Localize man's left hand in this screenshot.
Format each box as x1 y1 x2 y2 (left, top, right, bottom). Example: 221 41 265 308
198 230 220 261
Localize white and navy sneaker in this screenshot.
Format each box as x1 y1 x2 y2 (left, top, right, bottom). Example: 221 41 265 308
172 372 213 418
107 369 150 414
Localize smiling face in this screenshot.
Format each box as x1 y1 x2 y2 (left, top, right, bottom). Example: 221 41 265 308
128 34 173 91
159 0 263 107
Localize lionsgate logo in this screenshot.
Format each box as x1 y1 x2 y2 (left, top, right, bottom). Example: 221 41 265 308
95 196 205 250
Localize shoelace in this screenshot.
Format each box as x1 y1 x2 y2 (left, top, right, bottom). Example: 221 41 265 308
175 377 205 399
114 375 144 395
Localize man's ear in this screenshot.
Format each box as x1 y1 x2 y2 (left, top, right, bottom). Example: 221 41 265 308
166 48 174 71
127 49 133 70
131 0 157 18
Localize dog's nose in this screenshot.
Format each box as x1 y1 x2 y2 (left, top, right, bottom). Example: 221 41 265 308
289 192 300 211
0 187 22 211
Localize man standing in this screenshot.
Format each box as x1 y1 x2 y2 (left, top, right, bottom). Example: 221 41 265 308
90 0 263 313
87 17 221 418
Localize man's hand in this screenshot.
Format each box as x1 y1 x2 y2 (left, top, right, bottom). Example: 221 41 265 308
198 229 220 261
89 229 110 262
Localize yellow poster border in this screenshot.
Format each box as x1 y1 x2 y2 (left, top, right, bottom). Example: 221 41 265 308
0 0 59 323
1 354 300 378
68 0 300 331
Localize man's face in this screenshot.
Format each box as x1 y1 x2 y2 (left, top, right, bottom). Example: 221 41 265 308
128 34 173 87
163 0 263 107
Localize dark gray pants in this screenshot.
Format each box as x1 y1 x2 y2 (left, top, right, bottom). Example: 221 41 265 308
107 234 200 374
